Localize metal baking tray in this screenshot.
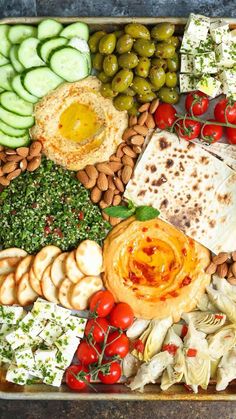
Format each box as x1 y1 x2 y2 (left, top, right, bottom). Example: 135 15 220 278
0 16 236 400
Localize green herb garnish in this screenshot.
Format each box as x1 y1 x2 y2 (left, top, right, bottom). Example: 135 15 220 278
104 201 160 222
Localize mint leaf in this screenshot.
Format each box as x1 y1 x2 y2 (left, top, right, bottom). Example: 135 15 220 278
135 206 160 221
103 206 136 219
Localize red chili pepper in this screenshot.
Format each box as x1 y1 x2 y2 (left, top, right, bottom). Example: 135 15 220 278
78 211 84 220
181 324 188 338
182 248 187 256
181 276 192 287
215 314 224 319
163 343 178 355
133 339 145 354
187 348 197 357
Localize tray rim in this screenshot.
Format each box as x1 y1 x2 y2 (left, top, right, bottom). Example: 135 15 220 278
0 14 236 401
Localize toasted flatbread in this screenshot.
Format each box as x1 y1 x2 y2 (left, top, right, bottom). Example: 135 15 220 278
65 250 83 284
70 276 103 310
29 267 43 296
17 272 38 306
75 240 103 276
0 248 27 260
58 278 74 309
51 252 68 288
0 272 17 305
33 245 61 281
0 257 22 276
41 265 59 303
15 255 34 284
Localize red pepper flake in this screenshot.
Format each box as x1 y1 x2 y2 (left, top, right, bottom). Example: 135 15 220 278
142 246 156 256
163 343 178 355
146 237 152 243
142 227 148 232
78 211 84 220
181 324 188 338
215 314 224 320
187 348 197 357
160 296 166 301
44 226 51 235
181 276 192 287
128 246 133 253
169 290 179 298
129 271 140 284
133 339 145 354
182 248 187 256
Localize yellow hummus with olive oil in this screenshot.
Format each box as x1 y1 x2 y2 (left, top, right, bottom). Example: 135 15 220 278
31 76 128 170
103 217 211 321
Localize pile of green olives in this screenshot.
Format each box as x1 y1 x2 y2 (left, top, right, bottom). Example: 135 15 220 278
89 22 180 113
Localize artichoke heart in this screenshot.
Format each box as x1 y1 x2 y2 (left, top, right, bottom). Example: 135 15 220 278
213 276 236 304
216 347 236 391
182 311 226 334
161 348 185 391
206 285 236 323
207 324 236 360
126 319 150 340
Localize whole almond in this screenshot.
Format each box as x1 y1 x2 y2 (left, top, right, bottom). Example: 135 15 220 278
205 262 217 275
117 169 122 178
27 157 41 172
129 115 137 127
232 251 236 262
212 252 230 265
216 262 228 278
104 189 114 205
102 211 110 222
107 176 116 190
91 186 102 203
6 155 23 162
133 145 142 154
138 103 150 112
145 113 155 129
114 188 120 195
232 262 236 277
133 125 148 136
0 151 7 162
26 155 35 161
85 177 97 189
6 168 21 181
227 265 234 278
149 98 159 114
85 165 98 180
122 127 137 142
19 158 28 172
5 149 16 155
122 155 134 167
122 165 133 184
0 167 3 177
227 277 236 286
108 161 123 172
130 135 144 146
109 216 121 226
110 154 121 162
2 161 17 174
113 194 122 206
123 146 137 158
97 172 108 191
99 200 108 209
29 141 42 157
0 145 4 151
16 147 29 157
0 176 10 186
116 143 125 158
138 111 148 126
77 170 90 186
114 177 124 193
96 162 114 176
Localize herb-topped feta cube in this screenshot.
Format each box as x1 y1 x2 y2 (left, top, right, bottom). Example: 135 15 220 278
55 331 80 353
19 312 45 338
39 322 63 346
0 324 16 339
180 33 201 54
64 315 87 338
5 328 31 350
196 75 222 97
215 42 236 68
194 52 218 74
0 306 25 325
32 298 56 321
43 367 64 387
51 305 71 326
56 349 76 369
6 364 31 385
34 347 58 367
15 347 35 370
219 68 236 96
210 20 230 44
185 13 210 40
0 341 13 364
179 74 198 93
196 36 214 53
181 54 194 73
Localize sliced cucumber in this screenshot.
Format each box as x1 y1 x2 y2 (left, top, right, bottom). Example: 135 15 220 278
0 64 16 91
0 91 33 116
0 129 30 148
39 36 68 63
0 25 11 57
18 37 44 68
9 45 24 73
50 47 88 82
23 67 63 98
0 106 34 129
0 52 9 66
0 88 4 93
0 120 26 137
8 25 37 44
60 22 89 41
68 37 91 73
12 74 38 104
38 19 63 40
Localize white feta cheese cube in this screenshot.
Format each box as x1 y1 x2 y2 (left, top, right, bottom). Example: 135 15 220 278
32 298 56 320
180 33 201 54
194 52 218 74
15 347 35 370
56 349 76 369
215 42 236 68
6 364 31 385
180 54 194 73
0 323 16 339
34 347 58 367
179 74 198 93
5 329 31 350
219 68 236 94
55 331 80 353
197 36 214 53
51 305 71 326
196 75 222 98
39 322 63 346
19 312 45 338
28 367 44 379
43 367 64 387
210 20 230 44
185 13 210 40
0 341 13 364
0 306 25 325
64 315 87 338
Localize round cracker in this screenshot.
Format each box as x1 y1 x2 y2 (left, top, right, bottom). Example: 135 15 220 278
0 248 27 260
33 245 61 282
58 278 74 309
0 272 17 305
70 276 103 310
65 250 83 284
41 265 59 303
15 255 34 284
29 267 43 296
17 272 38 306
51 252 69 288
75 240 103 276
0 257 22 276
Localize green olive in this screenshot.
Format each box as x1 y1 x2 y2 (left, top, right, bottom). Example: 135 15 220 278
166 36 180 49
116 34 133 54
123 87 136 96
118 52 139 69
99 33 116 55
114 30 124 38
111 69 134 93
151 57 168 71
167 52 180 72
133 39 155 57
97 71 111 83
135 57 151 77
103 54 118 76
92 52 104 71
149 66 166 90
125 23 150 40
128 101 140 116
155 42 175 59
158 87 179 104
113 94 134 111
88 31 106 53
151 23 175 41
165 72 178 88
100 83 117 98
137 91 157 103
132 76 152 95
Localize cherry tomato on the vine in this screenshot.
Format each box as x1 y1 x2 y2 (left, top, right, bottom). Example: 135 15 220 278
185 90 209 116
226 126 236 144
109 303 134 330
214 98 236 124
85 317 109 344
104 331 129 358
175 118 201 140
98 361 122 384
65 365 90 391
89 290 115 318
76 341 100 366
154 103 177 130
202 119 223 143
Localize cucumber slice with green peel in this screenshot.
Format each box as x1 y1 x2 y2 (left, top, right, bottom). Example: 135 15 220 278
0 91 33 116
0 64 16 91
0 25 11 58
50 47 88 82
8 25 37 44
12 74 38 104
0 106 34 129
0 52 9 66
60 22 89 41
0 88 4 93
68 38 91 73
39 36 68 63
0 129 30 148
9 45 24 73
0 120 26 137
18 37 44 68
38 19 63 40
23 67 63 98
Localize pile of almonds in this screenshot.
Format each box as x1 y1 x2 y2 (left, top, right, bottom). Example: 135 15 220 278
77 98 159 225
206 251 236 285
0 141 42 189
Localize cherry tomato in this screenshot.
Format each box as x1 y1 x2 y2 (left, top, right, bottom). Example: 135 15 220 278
185 91 209 116
89 290 115 317
109 303 134 330
154 103 177 129
65 365 90 391
214 98 236 124
202 119 223 143
176 118 201 140
76 341 100 366
85 317 109 344
104 331 129 358
226 126 236 144
98 361 122 384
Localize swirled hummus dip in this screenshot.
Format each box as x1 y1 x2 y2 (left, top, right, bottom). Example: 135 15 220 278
31 76 127 170
103 217 211 321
